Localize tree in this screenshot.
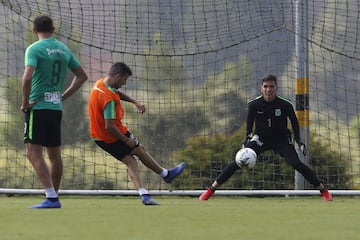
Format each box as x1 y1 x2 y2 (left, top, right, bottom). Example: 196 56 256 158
2 77 24 148
200 55 253 135
61 70 89 145
349 116 360 144
142 32 187 93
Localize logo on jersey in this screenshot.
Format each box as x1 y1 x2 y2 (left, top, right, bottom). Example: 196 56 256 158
93 86 105 93
46 48 66 55
275 109 281 116
44 91 61 104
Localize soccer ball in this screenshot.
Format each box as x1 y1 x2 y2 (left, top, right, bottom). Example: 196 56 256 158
235 148 257 168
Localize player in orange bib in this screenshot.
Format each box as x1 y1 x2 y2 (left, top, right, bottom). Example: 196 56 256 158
88 62 185 205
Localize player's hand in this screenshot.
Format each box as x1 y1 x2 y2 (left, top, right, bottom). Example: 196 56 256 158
135 102 146 114
241 135 251 148
125 138 137 148
126 134 140 148
20 100 38 113
296 140 307 156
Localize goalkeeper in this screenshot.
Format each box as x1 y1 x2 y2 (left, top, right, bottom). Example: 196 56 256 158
199 74 332 202
88 62 185 205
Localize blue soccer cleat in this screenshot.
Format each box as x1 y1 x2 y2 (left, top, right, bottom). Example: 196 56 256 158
141 194 159 205
29 198 61 209
163 162 185 183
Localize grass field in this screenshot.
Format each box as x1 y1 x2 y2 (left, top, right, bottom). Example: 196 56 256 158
0 195 359 240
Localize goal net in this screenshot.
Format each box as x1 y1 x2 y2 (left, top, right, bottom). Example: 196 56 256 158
0 0 359 193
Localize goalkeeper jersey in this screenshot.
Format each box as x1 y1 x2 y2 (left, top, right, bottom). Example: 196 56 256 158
246 95 300 141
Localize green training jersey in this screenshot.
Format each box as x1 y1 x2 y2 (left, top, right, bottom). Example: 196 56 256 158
24 37 81 110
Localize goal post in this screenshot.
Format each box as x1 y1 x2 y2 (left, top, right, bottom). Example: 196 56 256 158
1 188 360 198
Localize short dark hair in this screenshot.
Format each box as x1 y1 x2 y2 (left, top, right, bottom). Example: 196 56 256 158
109 62 133 77
33 15 54 33
262 74 277 85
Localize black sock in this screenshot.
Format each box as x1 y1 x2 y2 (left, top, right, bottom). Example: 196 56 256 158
209 186 216 193
318 182 327 192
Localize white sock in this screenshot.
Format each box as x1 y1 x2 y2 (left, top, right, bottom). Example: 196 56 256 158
45 187 58 198
160 168 168 177
138 188 149 196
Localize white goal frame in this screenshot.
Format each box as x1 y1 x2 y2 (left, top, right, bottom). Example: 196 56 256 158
1 189 359 197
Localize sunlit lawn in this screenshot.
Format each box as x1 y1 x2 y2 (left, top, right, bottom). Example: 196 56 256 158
0 195 359 240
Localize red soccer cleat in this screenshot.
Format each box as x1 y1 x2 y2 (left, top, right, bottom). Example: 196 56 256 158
321 189 333 202
199 188 214 201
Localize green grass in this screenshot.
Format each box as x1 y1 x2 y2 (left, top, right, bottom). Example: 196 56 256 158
0 195 359 240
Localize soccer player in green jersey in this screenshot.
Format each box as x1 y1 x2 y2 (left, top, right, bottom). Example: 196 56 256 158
21 15 88 208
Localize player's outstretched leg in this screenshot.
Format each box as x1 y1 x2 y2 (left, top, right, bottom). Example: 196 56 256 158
163 162 185 183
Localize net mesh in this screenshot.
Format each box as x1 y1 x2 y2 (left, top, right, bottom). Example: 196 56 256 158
0 0 359 191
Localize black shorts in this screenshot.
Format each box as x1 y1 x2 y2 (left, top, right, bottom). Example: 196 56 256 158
95 132 140 160
246 136 321 186
246 136 293 156
24 109 62 147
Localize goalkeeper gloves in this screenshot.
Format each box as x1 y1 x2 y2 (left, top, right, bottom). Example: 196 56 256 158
241 135 251 148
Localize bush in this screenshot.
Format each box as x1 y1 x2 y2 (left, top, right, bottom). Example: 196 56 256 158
171 127 350 190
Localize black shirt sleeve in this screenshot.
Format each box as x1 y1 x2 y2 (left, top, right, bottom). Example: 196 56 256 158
246 101 256 136
287 103 301 142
